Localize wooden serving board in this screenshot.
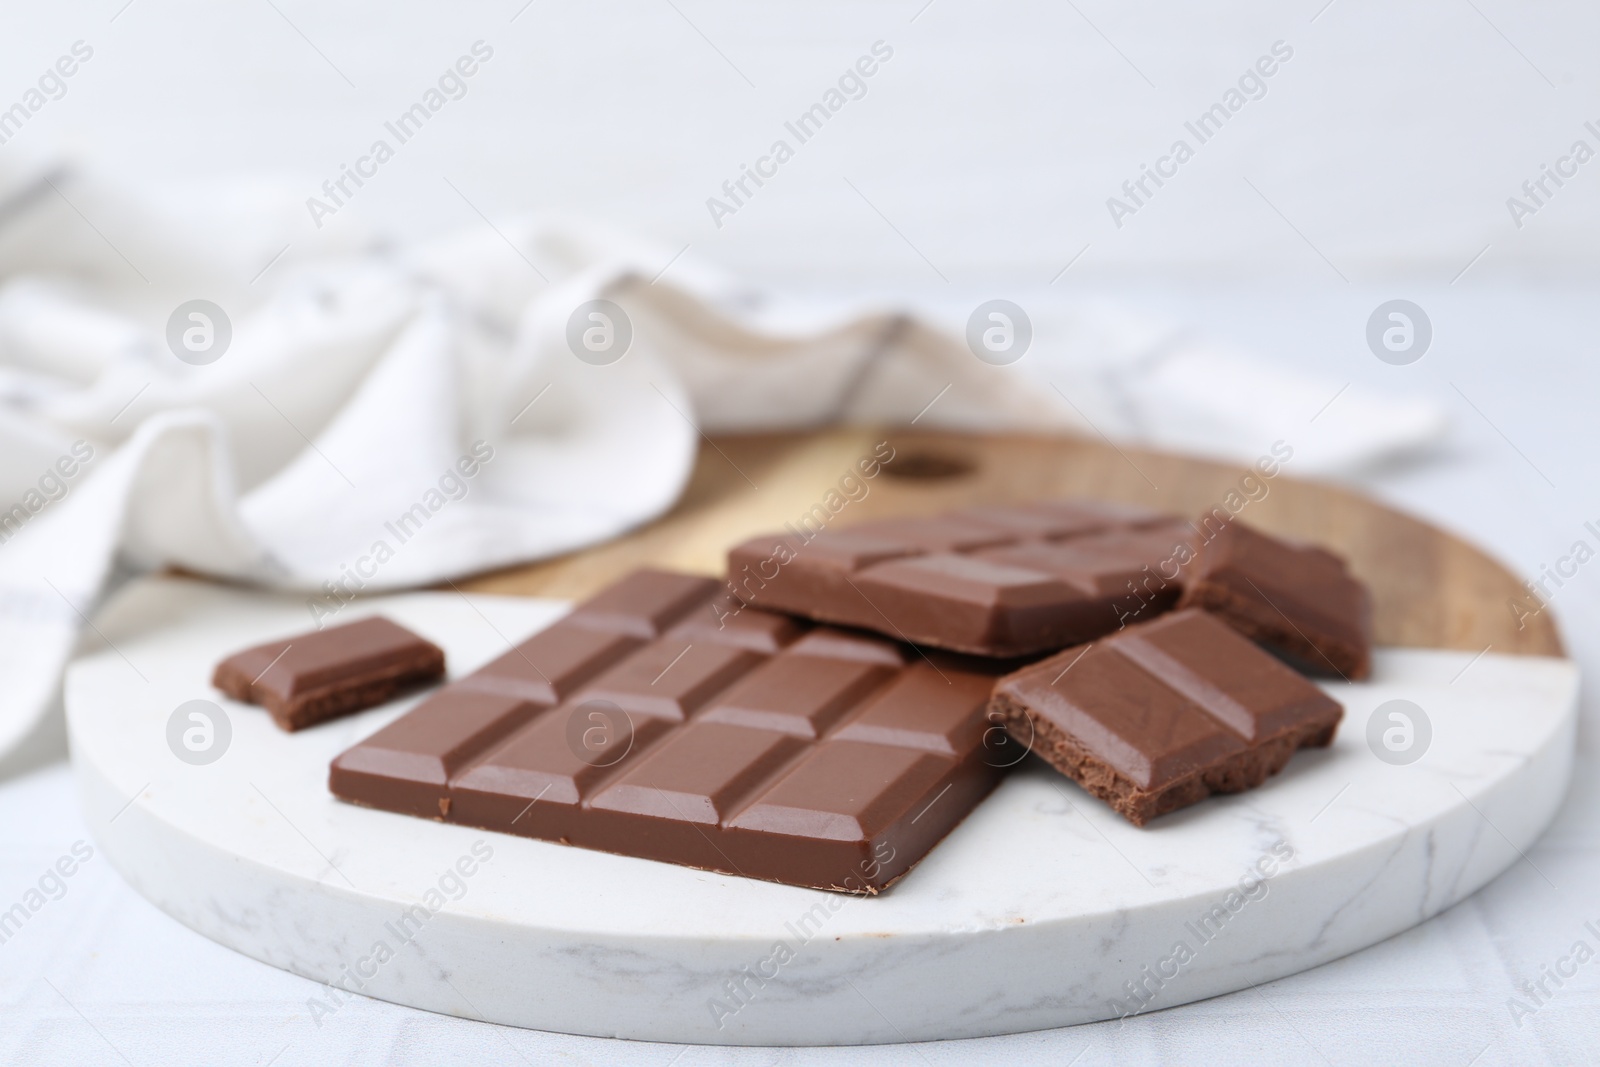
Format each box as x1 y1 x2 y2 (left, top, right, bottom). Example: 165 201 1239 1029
463 429 1560 658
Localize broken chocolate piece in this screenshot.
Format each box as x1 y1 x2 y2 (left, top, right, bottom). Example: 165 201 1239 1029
1179 520 1372 679
990 609 1342 826
213 616 446 731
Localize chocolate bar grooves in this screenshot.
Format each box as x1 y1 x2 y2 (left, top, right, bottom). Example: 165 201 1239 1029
451 666 838 835
991 609 1344 827
443 649 924 837
728 501 1196 657
331 570 1006 893
320 504 1368 886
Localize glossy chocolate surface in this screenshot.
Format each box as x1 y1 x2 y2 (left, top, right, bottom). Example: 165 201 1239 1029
213 616 445 731
1179 520 1373 679
330 570 1007 893
991 609 1342 825
727 500 1188 657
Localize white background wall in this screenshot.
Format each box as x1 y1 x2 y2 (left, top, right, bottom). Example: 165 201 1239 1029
2 0 1596 288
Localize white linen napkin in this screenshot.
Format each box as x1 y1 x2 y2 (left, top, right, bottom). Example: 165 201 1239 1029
0 154 1445 764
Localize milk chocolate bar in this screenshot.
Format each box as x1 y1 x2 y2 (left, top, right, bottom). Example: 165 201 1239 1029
330 570 1008 893
213 616 446 731
990 609 1342 826
1180 520 1372 679
726 500 1188 657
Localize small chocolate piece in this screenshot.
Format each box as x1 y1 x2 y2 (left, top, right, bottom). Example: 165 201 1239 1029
727 500 1186 657
213 616 446 731
1179 520 1372 679
991 609 1342 826
330 569 1007 893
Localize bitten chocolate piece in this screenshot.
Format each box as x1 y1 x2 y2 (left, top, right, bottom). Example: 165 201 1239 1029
727 500 1188 657
330 569 1007 893
213 616 446 731
1179 520 1372 680
991 609 1342 826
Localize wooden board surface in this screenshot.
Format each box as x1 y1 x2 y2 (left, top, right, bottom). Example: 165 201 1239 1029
462 429 1561 658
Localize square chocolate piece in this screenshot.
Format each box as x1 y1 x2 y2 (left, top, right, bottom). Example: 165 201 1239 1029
1179 520 1372 679
213 616 446 731
990 609 1342 826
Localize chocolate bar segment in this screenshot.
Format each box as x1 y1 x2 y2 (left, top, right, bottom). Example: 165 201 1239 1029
455 624 640 705
990 609 1342 826
566 569 721 637
213 616 445 731
727 500 1185 657
331 569 1007 893
1179 520 1372 679
333 690 537 818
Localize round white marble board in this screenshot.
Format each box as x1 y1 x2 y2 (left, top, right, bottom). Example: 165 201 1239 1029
65 576 1578 1045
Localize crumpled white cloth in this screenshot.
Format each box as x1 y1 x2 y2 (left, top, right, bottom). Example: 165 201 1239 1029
0 153 1445 763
